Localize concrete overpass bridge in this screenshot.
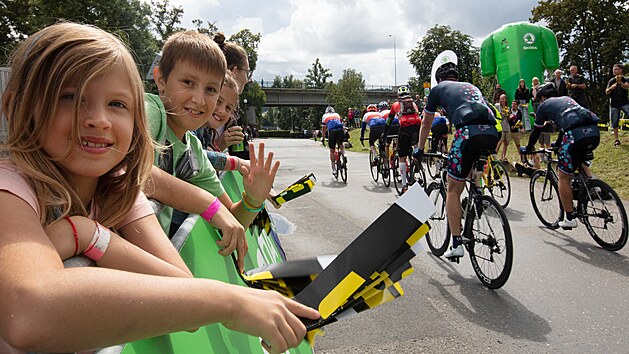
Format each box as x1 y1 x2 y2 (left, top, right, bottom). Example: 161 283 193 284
260 84 398 107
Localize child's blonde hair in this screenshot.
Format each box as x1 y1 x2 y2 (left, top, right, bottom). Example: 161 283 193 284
1 22 153 228
223 70 241 94
158 30 227 83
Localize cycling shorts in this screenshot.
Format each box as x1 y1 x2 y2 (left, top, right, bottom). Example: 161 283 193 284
557 125 600 175
327 129 345 149
430 123 449 152
447 124 499 181
368 125 385 146
386 124 400 144
397 125 420 157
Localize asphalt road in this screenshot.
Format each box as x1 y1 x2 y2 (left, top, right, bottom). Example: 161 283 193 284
258 137 629 354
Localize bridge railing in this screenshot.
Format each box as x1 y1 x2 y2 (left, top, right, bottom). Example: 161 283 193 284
254 79 395 91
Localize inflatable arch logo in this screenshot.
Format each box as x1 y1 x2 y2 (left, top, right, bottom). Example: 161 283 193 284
523 32 536 45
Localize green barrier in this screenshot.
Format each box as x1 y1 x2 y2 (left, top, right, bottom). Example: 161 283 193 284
118 171 311 354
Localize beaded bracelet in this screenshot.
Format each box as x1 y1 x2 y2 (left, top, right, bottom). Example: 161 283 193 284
241 192 265 213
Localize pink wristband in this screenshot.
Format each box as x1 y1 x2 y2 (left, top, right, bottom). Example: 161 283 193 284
83 222 111 262
201 198 222 222
229 156 239 171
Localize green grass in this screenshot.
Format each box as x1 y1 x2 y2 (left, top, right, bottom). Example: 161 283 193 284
346 127 629 200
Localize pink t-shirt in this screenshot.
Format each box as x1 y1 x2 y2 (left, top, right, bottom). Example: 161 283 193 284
0 160 153 228
0 160 152 353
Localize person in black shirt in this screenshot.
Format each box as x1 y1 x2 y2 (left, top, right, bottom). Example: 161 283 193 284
417 62 498 260
605 63 629 146
568 65 588 108
521 82 600 229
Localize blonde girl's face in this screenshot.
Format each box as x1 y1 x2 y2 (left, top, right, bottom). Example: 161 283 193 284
210 84 239 130
43 63 134 183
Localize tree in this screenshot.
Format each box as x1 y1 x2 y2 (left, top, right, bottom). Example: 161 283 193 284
0 0 33 63
191 19 218 36
531 0 629 119
229 29 261 72
304 58 332 89
327 68 366 119
149 0 185 48
407 25 479 86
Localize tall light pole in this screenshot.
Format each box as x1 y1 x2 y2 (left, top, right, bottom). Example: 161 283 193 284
389 34 397 87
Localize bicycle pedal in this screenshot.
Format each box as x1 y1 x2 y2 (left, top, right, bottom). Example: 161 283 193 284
446 256 461 263
560 226 573 231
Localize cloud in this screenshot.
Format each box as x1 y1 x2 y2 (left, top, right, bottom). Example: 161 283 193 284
164 0 541 86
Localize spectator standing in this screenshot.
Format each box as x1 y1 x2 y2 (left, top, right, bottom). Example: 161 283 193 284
531 77 541 113
496 94 511 161
553 69 568 96
568 65 588 108
492 83 507 105
605 63 629 146
347 108 354 128
515 79 531 130
414 94 423 111
508 100 524 162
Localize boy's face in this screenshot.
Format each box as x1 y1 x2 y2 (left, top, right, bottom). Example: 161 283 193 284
210 84 239 130
155 60 223 140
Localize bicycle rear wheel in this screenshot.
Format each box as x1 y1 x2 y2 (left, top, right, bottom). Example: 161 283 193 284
380 152 391 187
488 160 511 208
582 179 628 251
339 158 347 184
393 155 405 196
426 156 440 180
465 196 513 289
425 182 450 256
529 170 563 229
369 149 378 182
409 158 427 189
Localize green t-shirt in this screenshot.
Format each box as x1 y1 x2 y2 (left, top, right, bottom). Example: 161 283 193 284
145 93 225 231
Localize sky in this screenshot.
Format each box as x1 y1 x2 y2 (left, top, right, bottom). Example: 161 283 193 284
164 0 541 87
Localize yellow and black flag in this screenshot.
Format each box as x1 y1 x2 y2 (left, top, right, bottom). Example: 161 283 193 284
270 173 317 207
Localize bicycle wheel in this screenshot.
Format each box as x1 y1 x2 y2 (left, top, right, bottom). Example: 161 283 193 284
411 158 427 189
465 196 513 289
529 170 563 229
339 156 348 184
426 156 440 180
425 182 450 256
393 155 405 196
489 160 511 209
582 179 628 251
369 149 378 182
380 152 391 187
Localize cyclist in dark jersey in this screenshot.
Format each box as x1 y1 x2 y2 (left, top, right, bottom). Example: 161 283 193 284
417 62 499 260
522 82 600 229
383 85 422 193
360 104 386 165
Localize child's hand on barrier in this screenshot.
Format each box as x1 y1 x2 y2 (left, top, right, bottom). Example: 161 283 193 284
211 206 247 272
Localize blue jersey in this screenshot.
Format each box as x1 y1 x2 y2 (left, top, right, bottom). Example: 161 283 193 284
534 96 599 131
321 112 344 130
424 81 496 128
432 115 448 127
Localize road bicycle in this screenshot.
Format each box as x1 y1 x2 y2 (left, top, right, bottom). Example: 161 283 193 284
332 143 347 184
361 137 390 187
479 154 511 208
424 150 513 289
527 148 627 251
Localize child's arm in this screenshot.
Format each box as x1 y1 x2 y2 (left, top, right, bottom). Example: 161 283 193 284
44 216 191 278
0 192 319 352
146 165 248 271
219 142 279 229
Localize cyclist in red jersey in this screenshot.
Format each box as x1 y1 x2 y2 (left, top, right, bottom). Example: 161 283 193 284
382 85 422 193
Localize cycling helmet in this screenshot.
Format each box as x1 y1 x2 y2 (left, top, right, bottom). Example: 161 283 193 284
367 104 378 112
325 105 335 114
435 62 459 83
377 101 390 111
397 85 411 98
536 82 558 100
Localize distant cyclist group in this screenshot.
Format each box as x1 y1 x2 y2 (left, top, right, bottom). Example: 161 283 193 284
320 60 627 289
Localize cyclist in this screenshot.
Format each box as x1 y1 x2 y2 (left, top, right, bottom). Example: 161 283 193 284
430 109 449 153
378 101 397 168
321 105 346 177
417 62 499 260
360 104 386 165
521 82 600 229
383 85 422 193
